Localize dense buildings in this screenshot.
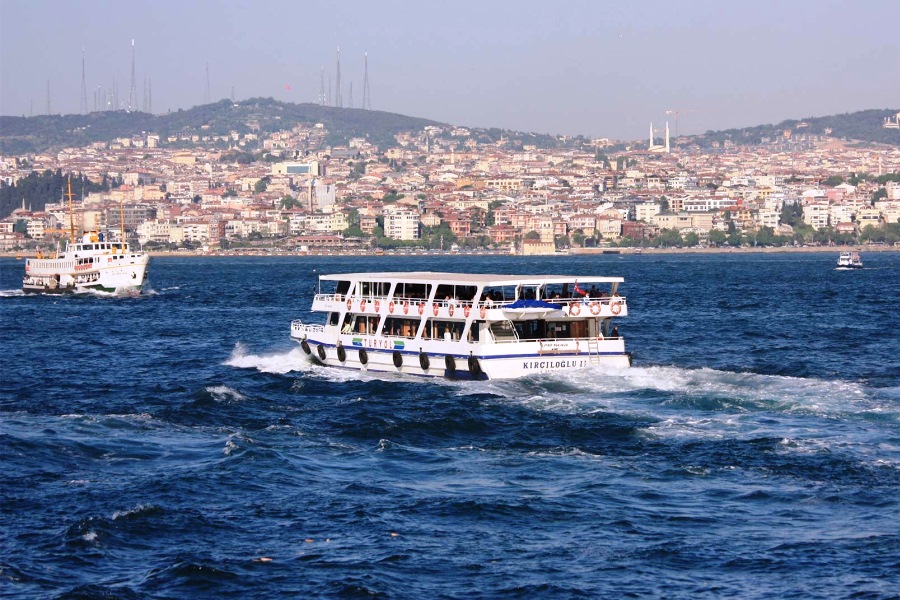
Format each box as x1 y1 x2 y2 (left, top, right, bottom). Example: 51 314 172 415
2 120 899 253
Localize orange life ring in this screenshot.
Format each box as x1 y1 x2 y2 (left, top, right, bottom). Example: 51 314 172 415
590 302 600 315
360 298 367 312
418 302 424 315
448 304 455 317
374 300 381 312
346 298 352 311
388 301 395 314
570 302 581 316
611 302 622 315
432 303 439 316
480 306 486 318
403 301 410 314
464 305 471 318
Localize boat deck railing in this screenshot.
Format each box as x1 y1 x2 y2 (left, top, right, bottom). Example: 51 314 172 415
312 293 627 316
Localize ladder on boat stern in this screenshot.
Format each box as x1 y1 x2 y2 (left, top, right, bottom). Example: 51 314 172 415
586 339 601 365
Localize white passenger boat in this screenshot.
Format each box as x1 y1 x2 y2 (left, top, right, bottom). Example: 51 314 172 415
22 178 150 295
290 272 632 380
835 251 863 270
23 232 150 294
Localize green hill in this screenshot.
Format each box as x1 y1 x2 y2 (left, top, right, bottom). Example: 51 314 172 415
0 98 445 154
690 109 900 148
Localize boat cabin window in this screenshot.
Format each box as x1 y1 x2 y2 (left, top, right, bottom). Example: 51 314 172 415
434 284 478 303
383 317 421 338
329 312 340 326
423 320 463 341
514 320 547 340
394 282 432 301
358 281 391 297
350 315 380 334
468 321 483 342
335 280 351 298
545 321 573 339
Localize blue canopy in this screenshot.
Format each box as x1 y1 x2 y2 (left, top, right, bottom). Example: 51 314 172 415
503 299 564 310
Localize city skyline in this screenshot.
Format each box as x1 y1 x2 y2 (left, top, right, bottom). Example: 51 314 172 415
1 0 898 141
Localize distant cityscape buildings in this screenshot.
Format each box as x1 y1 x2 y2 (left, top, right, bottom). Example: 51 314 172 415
1 113 898 254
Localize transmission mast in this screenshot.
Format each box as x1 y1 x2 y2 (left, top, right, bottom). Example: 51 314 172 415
80 47 88 114
128 39 137 111
335 47 342 108
319 66 325 105
362 51 371 110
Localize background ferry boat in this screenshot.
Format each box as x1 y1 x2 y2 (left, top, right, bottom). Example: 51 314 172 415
22 232 149 294
835 251 863 270
290 272 632 380
21 177 150 295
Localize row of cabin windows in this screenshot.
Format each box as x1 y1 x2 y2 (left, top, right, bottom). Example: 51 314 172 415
330 312 482 341
74 243 126 252
329 281 618 303
327 312 592 341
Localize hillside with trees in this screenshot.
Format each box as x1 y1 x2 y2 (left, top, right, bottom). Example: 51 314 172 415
691 109 899 148
0 169 115 219
0 98 445 154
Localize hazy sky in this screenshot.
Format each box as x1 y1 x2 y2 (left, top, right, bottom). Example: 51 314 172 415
1 0 898 140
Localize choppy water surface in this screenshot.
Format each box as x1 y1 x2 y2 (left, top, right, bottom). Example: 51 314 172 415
2 253 899 598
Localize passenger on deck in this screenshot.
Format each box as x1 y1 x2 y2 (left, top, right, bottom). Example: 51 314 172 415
611 326 619 338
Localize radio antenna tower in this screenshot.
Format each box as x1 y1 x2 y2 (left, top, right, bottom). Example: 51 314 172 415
348 81 353 109
204 62 211 104
335 47 342 108
362 51 371 110
80 47 88 113
319 66 325 105
128 39 137 111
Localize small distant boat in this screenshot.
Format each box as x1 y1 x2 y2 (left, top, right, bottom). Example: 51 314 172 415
835 251 863 270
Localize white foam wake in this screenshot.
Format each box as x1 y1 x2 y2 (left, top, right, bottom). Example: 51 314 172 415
224 342 311 374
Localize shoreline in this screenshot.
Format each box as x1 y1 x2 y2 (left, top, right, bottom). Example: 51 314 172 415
2 245 895 259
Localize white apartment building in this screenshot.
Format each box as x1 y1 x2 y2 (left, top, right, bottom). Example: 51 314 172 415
803 203 830 229
26 219 46 240
829 204 854 226
137 220 185 245
757 209 781 229
383 206 420 240
635 201 661 223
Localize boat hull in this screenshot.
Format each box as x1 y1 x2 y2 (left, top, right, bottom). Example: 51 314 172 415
295 336 632 380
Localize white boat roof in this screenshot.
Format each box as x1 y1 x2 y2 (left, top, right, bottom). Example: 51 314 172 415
319 272 624 285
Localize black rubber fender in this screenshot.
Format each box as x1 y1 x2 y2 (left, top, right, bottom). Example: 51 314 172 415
392 350 403 368
444 354 457 373
359 348 369 365
317 344 326 361
300 339 311 355
468 355 482 377
419 351 430 371
337 343 346 362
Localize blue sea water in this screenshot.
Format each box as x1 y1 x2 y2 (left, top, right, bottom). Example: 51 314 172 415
1 252 899 599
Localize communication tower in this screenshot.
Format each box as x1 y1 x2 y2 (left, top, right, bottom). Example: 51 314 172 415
80 48 88 114
362 51 371 110
128 39 137 111
335 47 342 108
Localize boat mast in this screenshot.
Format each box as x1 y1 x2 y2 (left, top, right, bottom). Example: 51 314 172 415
119 198 126 247
67 177 75 243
